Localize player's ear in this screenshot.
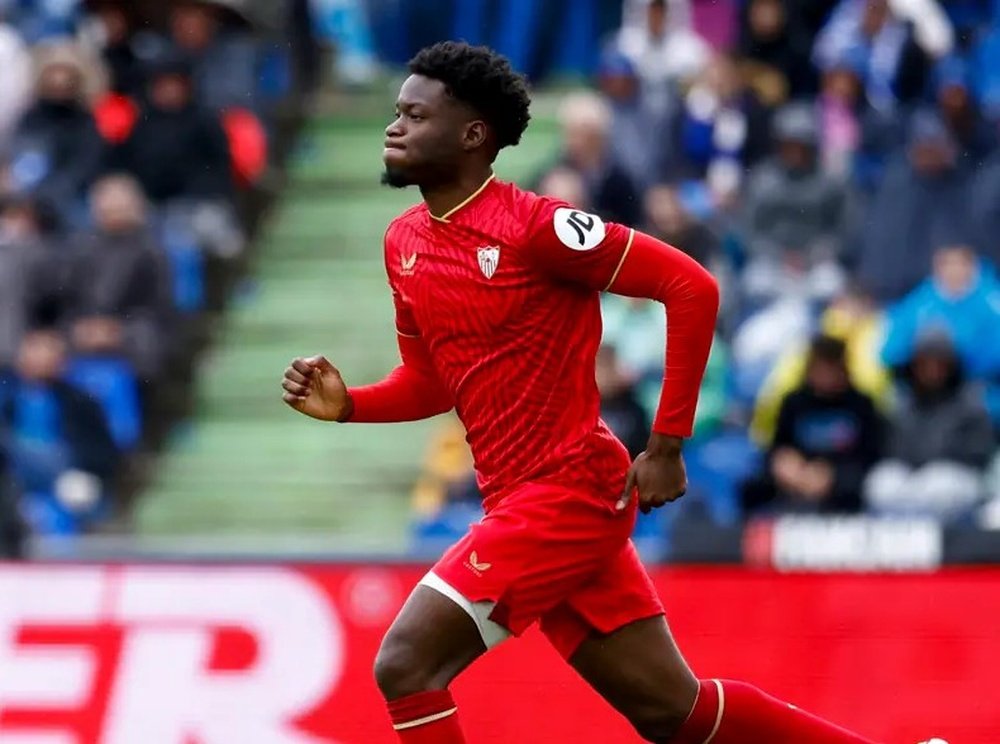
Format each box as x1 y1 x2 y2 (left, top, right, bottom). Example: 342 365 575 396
462 120 488 151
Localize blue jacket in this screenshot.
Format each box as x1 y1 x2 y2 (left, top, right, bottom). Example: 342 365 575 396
0 372 119 479
882 264 1000 379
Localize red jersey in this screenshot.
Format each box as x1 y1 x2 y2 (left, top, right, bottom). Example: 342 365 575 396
348 175 719 509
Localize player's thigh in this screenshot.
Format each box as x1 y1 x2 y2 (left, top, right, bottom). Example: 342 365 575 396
543 541 697 733
434 482 633 638
374 583 487 699
568 614 697 729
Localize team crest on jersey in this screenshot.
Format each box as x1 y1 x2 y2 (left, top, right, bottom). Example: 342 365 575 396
477 246 500 279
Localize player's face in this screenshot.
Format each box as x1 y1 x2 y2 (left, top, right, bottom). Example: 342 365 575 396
383 75 472 189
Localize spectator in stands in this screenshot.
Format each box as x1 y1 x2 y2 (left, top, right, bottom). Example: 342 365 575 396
815 45 906 190
742 102 849 303
614 0 710 114
0 12 32 150
881 243 1000 423
0 444 26 558
813 0 948 109
739 0 817 102
597 50 674 191
541 92 641 225
65 175 173 382
751 284 891 444
410 414 478 518
8 42 103 225
88 1 145 99
105 51 242 258
858 110 974 301
107 51 232 205
0 325 118 536
644 183 720 269
730 291 814 404
596 345 650 459
0 196 63 370
816 48 864 178
865 331 994 520
169 0 259 114
665 51 772 204
934 56 996 168
741 335 882 514
537 166 590 211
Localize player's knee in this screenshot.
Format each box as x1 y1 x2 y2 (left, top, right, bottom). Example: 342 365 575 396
373 638 421 699
373 632 439 700
629 694 695 743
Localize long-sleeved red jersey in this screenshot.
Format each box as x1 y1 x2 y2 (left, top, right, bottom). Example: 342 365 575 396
348 175 719 510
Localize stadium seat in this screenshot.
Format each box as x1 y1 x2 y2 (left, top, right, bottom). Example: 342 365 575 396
223 108 269 188
683 431 763 526
410 500 483 558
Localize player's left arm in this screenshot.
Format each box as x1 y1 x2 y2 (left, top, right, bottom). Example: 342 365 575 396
527 204 719 513
604 230 720 439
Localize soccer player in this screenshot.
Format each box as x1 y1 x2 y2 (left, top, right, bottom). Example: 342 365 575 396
281 42 883 744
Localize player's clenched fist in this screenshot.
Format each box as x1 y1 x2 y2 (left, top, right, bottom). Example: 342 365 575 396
616 433 688 514
281 356 354 422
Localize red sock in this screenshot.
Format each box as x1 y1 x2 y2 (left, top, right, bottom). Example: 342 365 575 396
671 679 877 744
387 690 466 743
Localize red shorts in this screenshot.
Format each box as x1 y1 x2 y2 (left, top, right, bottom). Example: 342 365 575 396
431 481 664 659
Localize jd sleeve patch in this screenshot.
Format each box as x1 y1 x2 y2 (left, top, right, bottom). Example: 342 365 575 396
553 207 606 251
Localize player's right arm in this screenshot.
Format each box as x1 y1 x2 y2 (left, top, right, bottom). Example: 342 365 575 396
342 285 454 422
281 313 453 423
281 227 453 423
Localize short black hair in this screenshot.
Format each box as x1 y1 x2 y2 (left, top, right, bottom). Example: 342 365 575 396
408 41 531 151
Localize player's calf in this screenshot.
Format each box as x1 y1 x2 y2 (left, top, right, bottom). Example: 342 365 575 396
567 616 700 743
669 679 877 743
627 696 698 743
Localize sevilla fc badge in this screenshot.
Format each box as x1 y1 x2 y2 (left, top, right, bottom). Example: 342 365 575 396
477 246 500 279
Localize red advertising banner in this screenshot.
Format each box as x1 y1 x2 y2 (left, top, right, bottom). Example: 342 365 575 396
0 564 997 743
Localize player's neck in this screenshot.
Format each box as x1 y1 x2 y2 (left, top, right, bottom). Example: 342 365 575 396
421 169 495 221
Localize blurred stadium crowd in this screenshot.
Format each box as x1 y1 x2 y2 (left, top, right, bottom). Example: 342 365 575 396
4 0 1000 560
0 0 319 555
412 0 1000 548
